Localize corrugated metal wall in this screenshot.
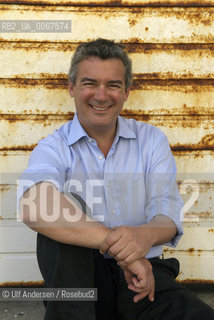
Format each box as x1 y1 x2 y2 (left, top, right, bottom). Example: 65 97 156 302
0 1 213 285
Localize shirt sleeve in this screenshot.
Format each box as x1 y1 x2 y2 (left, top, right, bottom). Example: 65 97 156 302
144 130 183 247
17 134 67 214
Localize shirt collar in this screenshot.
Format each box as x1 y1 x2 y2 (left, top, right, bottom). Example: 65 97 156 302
116 116 136 140
68 113 136 146
68 113 88 145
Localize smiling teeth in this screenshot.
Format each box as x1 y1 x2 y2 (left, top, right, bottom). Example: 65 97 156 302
91 105 109 111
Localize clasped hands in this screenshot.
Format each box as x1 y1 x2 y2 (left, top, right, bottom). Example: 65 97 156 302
99 226 155 303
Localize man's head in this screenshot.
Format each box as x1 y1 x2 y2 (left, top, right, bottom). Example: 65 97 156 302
68 39 132 139
68 38 132 90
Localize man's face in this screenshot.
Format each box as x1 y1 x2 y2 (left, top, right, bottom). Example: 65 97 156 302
68 56 130 137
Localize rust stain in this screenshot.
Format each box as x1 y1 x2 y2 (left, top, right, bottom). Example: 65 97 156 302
201 134 214 148
128 17 137 27
0 113 74 121
0 145 38 152
198 212 213 218
0 1 213 7
177 180 214 188
0 281 44 287
0 185 11 192
177 279 214 284
1 42 213 54
124 43 214 53
134 71 214 80
173 150 214 158
0 41 78 52
0 78 67 89
171 135 214 151
132 79 214 90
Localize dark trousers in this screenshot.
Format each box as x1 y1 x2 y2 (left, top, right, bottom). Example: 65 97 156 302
37 233 214 320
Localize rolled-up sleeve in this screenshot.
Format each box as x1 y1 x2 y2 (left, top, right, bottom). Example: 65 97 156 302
17 135 67 213
145 132 183 247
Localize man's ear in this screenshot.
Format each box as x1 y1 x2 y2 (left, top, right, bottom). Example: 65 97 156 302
68 80 74 97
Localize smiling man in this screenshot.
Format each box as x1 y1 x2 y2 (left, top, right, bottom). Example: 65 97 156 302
18 39 214 320
68 56 129 157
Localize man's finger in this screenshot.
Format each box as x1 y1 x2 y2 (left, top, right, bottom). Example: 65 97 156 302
99 230 122 254
132 276 146 288
133 291 149 303
148 279 155 302
148 289 155 302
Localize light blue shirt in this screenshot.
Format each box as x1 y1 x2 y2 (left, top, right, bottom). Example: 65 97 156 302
18 113 183 258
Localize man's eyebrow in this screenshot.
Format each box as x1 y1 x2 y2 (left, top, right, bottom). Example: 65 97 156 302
80 77 97 83
108 80 123 85
80 78 123 85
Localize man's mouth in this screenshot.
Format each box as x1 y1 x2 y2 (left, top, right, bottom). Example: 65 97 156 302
89 105 111 111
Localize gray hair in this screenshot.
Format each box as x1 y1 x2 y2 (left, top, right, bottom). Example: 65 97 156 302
68 38 132 90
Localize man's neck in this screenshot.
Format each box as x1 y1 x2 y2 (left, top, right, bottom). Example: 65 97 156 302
86 126 117 158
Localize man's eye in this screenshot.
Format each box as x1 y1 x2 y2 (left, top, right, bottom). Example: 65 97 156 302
83 82 94 86
109 84 120 88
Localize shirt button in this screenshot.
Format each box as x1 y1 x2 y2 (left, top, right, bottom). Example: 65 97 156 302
98 155 103 160
88 139 92 143
112 209 116 214
106 182 110 187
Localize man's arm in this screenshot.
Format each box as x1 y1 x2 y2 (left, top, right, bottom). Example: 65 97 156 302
20 181 111 249
100 215 177 266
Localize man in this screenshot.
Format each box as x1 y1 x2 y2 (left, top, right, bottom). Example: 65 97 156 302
18 39 214 319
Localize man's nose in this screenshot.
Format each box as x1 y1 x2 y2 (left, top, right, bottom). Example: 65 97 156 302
94 86 108 102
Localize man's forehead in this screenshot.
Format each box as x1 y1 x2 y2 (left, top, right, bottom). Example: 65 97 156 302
76 56 126 80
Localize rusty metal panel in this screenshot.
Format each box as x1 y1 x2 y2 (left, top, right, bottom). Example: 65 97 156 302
0 253 43 283
0 43 214 80
0 221 36 252
175 226 214 251
1 80 214 115
126 81 214 115
178 183 214 219
0 0 214 6
0 6 213 43
0 151 30 175
0 184 17 219
0 80 72 115
163 250 214 282
1 116 213 150
0 1 213 284
174 151 214 174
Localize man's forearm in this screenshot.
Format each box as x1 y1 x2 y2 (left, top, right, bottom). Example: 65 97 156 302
141 214 177 248
20 182 111 249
